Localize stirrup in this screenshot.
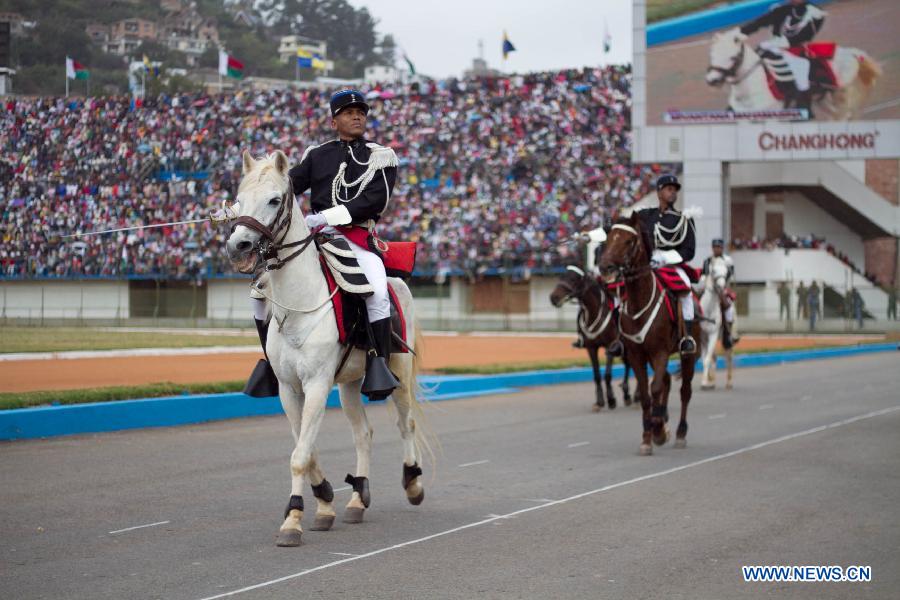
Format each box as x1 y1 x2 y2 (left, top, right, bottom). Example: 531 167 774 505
607 339 624 357
679 335 697 356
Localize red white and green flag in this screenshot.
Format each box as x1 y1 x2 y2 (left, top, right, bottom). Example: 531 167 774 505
65 57 89 80
218 50 244 79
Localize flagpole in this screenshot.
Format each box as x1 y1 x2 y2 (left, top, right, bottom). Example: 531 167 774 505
65 71 69 98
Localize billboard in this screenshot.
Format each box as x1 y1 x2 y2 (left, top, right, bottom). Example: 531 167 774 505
645 0 899 126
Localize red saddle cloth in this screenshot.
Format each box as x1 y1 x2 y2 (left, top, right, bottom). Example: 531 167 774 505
319 256 409 351
335 225 417 279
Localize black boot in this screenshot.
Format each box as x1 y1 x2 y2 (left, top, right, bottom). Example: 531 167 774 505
679 320 697 356
722 321 734 350
572 336 585 349
361 317 400 401
243 318 280 398
795 89 814 119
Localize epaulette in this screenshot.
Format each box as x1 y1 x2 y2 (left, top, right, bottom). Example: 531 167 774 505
365 142 398 170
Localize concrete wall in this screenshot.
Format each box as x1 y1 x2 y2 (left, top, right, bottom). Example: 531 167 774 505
0 280 128 321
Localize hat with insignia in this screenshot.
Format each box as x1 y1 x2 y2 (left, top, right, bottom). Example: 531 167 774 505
330 89 370 117
656 173 681 191
712 238 725 247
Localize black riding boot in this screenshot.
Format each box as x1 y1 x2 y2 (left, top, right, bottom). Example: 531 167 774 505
795 89 814 119
243 318 280 398
361 317 400 401
679 320 697 356
722 321 734 350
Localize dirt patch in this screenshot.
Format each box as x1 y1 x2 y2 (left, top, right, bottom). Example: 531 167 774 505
0 334 883 394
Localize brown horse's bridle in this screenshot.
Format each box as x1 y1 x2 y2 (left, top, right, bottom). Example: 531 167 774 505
604 224 652 283
231 179 316 272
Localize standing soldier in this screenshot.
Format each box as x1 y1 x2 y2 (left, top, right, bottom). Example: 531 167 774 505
796 280 807 320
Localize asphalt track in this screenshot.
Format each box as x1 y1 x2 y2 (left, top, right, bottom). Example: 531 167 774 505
2 353 899 599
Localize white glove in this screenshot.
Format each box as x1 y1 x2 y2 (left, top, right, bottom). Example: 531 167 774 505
651 249 682 268
650 250 666 269
210 201 239 223
305 212 327 230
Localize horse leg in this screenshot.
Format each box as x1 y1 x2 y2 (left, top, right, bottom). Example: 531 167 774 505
338 379 372 524
631 360 653 455
725 348 734 390
650 356 671 447
700 324 716 390
675 351 695 449
274 381 305 547
303 448 337 532
278 379 331 546
622 351 632 407
603 350 617 410
391 366 425 505
588 345 605 412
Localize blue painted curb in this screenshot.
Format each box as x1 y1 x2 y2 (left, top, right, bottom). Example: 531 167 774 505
1 342 894 441
647 0 832 47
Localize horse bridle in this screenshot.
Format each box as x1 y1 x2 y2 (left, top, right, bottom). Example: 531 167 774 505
230 179 317 272
602 224 652 283
555 266 591 304
707 41 745 82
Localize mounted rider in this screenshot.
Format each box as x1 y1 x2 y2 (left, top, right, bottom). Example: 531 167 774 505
215 89 401 401
701 238 741 349
637 173 699 356
740 0 827 114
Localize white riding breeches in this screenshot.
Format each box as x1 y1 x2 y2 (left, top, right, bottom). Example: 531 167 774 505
674 266 695 322
250 297 269 321
760 37 811 91
724 304 735 323
323 227 390 322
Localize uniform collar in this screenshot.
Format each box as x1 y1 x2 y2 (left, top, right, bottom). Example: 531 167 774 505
338 137 366 149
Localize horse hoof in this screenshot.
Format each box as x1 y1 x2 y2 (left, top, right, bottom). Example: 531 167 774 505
653 426 670 446
639 444 653 456
725 383 733 390
674 438 687 449
591 403 602 413
343 507 365 524
275 529 302 547
310 515 335 531
407 488 425 506
608 400 617 410
701 384 714 391
624 398 632 407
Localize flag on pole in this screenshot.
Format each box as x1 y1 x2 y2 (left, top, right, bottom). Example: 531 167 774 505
66 57 89 80
218 50 244 78
502 31 516 60
603 19 612 53
297 48 313 68
402 51 416 75
311 53 326 70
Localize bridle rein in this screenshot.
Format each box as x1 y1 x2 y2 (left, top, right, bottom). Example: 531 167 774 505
230 180 317 272
606 223 665 345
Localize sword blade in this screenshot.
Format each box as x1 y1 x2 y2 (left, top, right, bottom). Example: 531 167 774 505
61 218 210 239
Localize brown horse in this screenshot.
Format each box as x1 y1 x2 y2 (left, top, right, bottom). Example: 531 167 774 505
598 213 699 455
550 265 632 411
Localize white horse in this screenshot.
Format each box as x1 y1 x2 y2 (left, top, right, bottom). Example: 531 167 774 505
698 256 733 391
705 27 881 119
225 150 429 547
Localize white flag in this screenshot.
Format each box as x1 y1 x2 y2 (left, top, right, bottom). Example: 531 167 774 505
65 56 75 80
218 50 228 76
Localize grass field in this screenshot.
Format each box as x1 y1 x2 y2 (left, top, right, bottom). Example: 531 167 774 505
0 327 257 354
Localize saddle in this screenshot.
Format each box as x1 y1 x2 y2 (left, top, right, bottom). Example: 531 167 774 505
762 42 839 101
316 234 416 353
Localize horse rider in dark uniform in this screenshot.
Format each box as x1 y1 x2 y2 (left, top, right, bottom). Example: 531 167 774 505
215 89 400 400
740 0 827 114
636 173 698 355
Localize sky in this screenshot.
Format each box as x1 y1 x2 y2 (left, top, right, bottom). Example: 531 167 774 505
349 0 633 79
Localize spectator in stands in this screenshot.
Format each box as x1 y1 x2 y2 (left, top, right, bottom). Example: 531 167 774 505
0 66 658 279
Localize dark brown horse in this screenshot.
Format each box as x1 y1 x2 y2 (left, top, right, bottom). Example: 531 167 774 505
598 213 699 455
550 266 632 411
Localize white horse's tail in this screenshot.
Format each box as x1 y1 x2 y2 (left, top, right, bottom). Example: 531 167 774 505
404 318 439 472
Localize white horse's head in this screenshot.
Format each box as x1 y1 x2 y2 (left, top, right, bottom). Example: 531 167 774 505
705 256 730 293
225 150 296 273
706 28 748 87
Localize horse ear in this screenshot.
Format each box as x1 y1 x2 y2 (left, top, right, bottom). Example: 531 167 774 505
272 150 289 175
242 150 256 175
736 31 747 42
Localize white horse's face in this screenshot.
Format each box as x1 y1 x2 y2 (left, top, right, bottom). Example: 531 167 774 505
707 256 729 292
706 28 747 86
225 150 292 273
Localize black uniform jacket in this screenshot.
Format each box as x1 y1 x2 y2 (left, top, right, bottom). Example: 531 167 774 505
636 207 696 264
288 138 397 225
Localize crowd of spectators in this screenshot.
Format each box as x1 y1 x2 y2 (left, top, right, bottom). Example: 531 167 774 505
1 65 663 279
731 234 879 286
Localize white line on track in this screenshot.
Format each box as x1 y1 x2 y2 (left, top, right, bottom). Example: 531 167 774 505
195 405 900 600
458 460 489 468
328 552 358 557
567 441 590 448
109 520 170 535
708 413 727 420
522 498 556 503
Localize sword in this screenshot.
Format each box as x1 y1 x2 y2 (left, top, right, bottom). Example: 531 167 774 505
60 218 212 239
